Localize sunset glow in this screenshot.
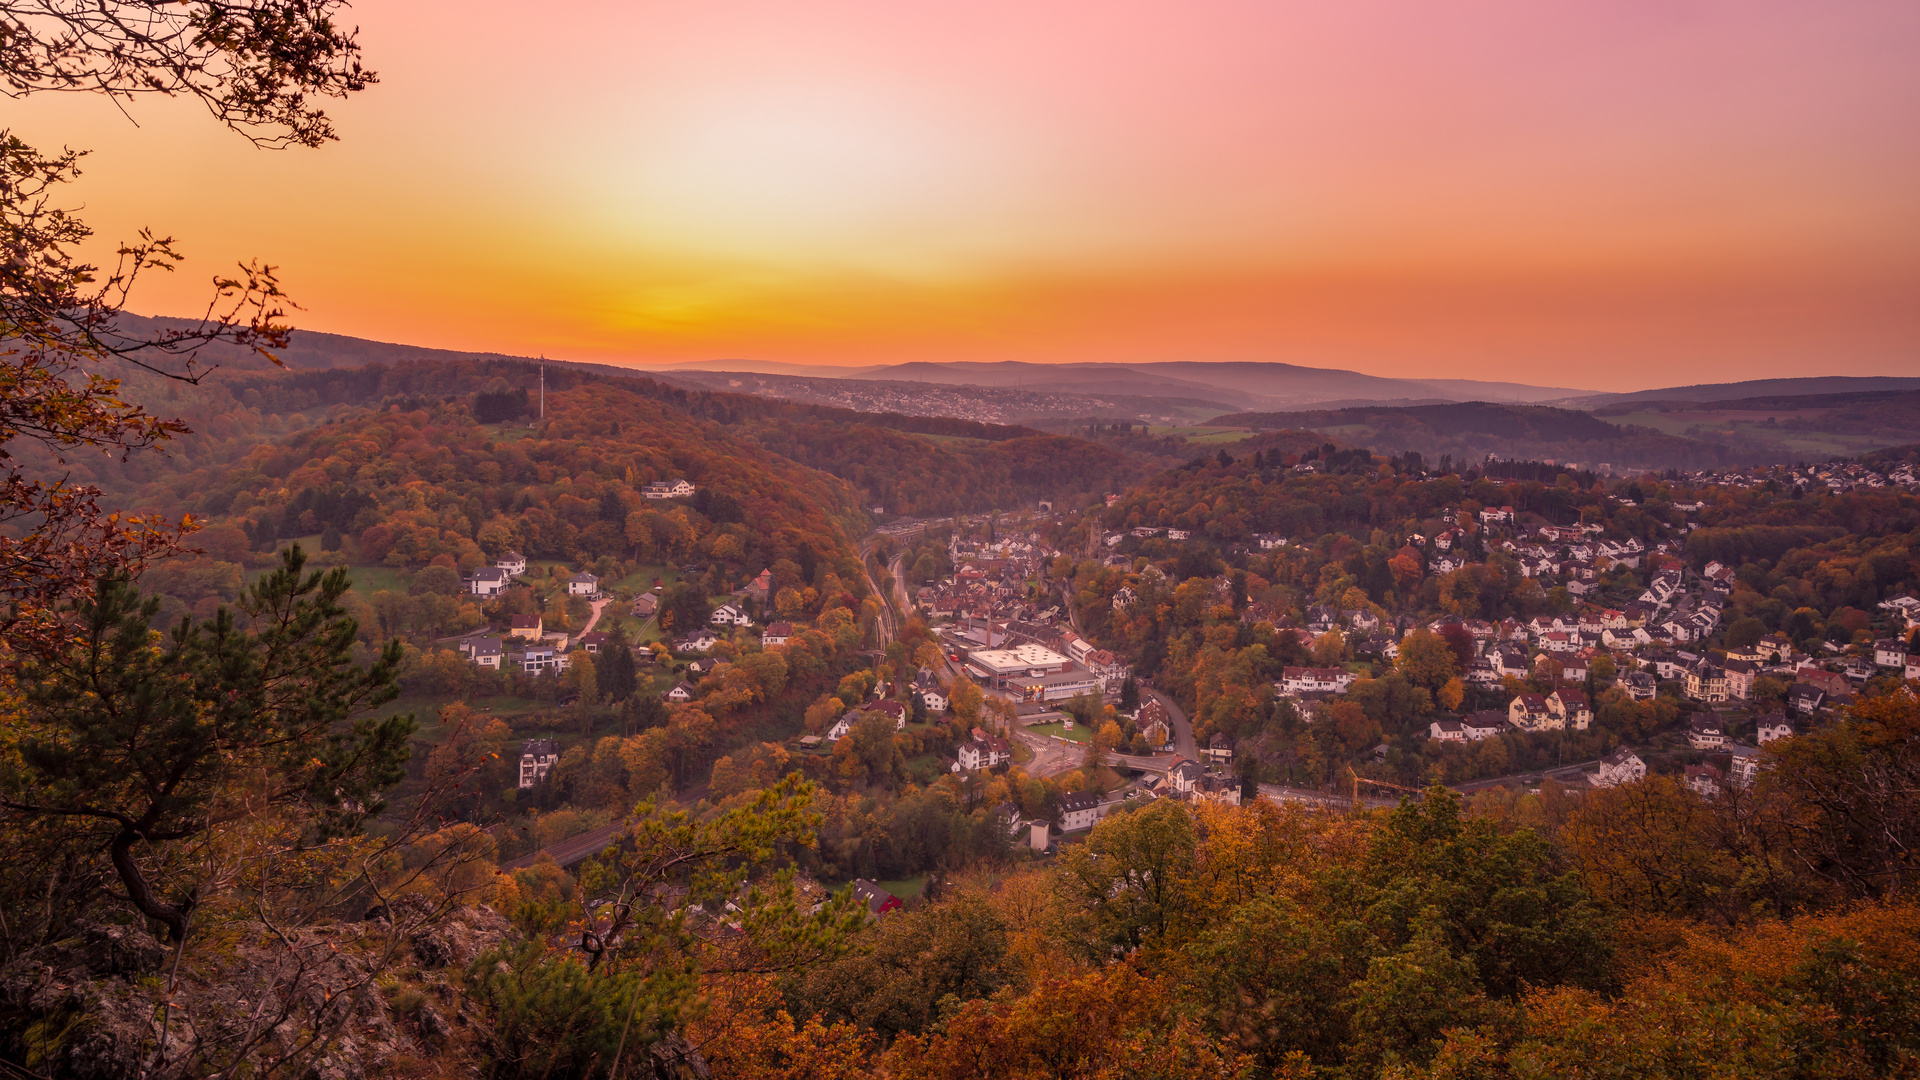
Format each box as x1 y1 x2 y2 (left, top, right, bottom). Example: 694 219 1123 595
10 0 1920 387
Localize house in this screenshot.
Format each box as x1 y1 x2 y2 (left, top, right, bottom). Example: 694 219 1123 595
710 603 752 627
1547 689 1592 730
1137 700 1172 747
509 614 543 641
515 645 564 675
464 636 504 669
872 700 908 729
1755 633 1795 662
1755 712 1794 744
518 738 559 788
1687 716 1727 750
1624 671 1658 701
743 569 774 605
762 621 794 647
1169 758 1205 795
671 628 719 653
1112 586 1138 610
848 879 901 918
1726 743 1763 788
1684 662 1729 704
576 631 608 654
1280 667 1355 696
496 551 528 577
1683 764 1723 798
663 681 697 703
642 478 696 500
1058 790 1103 832
1429 719 1466 742
1788 683 1825 715
467 566 510 597
1460 712 1509 741
1874 639 1909 668
1590 747 1647 788
567 571 600 597
1508 693 1555 731
957 736 1011 771
1204 731 1234 763
1196 774 1242 807
630 593 658 618
1721 658 1756 700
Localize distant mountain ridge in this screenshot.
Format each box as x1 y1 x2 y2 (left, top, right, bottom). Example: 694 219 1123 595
1577 375 1920 407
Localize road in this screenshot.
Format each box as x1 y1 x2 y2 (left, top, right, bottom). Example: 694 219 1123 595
578 596 610 637
855 539 898 648
501 821 624 872
1453 759 1602 793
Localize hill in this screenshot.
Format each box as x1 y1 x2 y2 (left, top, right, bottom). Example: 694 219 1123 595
852 359 1591 408
1578 374 1920 407
1210 401 1743 471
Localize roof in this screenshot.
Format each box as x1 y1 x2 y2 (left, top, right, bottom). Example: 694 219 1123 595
470 566 508 581
510 614 542 629
764 621 794 636
520 738 559 757
569 571 598 583
849 879 898 914
1058 791 1101 813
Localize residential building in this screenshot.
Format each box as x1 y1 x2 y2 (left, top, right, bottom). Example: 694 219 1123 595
710 602 752 627
1685 661 1729 704
1169 758 1205 794
464 636 504 669
509 614 543 641
567 571 599 597
630 593 658 618
848 879 901 918
957 736 1011 772
1058 790 1102 832
762 621 793 647
1279 666 1355 696
1429 719 1466 742
1591 747 1647 788
1204 731 1234 763
1726 743 1763 788
1460 712 1509 740
496 551 528 577
1547 688 1592 730
1755 712 1793 744
1683 764 1723 798
1687 716 1727 750
663 681 696 703
467 566 510 597
1508 693 1554 731
1624 671 1658 701
642 478 696 500
1874 638 1909 668
518 738 559 788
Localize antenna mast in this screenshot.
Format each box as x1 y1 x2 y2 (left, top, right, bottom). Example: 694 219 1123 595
539 356 545 420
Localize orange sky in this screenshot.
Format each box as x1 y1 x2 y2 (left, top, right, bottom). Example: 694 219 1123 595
11 0 1920 389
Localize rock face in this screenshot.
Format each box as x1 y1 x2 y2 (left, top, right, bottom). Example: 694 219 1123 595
1 905 511 1079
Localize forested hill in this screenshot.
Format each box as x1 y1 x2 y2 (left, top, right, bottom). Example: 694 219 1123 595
1214 400 1746 470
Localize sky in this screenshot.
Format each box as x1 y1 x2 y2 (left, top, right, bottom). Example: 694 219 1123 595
11 0 1920 390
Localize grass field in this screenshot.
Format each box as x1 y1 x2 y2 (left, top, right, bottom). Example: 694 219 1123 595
1026 721 1091 743
877 875 927 900
1148 425 1254 445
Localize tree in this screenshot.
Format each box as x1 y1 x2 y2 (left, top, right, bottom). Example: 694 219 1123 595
1057 800 1199 955
1119 676 1140 712
5 547 412 942
1396 629 1460 693
468 777 866 1077
1 0 375 658
598 626 638 702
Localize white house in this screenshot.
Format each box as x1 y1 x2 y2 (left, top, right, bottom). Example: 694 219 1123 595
567 571 600 597
464 636 504 669
761 621 794 647
1687 716 1727 750
1058 790 1102 832
1755 713 1794 744
1590 746 1646 788
1279 666 1354 696
518 738 559 788
1429 719 1466 742
663 681 697 703
642 478 696 500
1727 743 1763 788
468 566 510 597
1874 639 1909 668
671 628 719 653
957 736 1010 772
710 602 753 627
496 551 528 577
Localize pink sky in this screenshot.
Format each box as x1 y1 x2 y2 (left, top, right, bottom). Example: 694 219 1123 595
11 0 1920 389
